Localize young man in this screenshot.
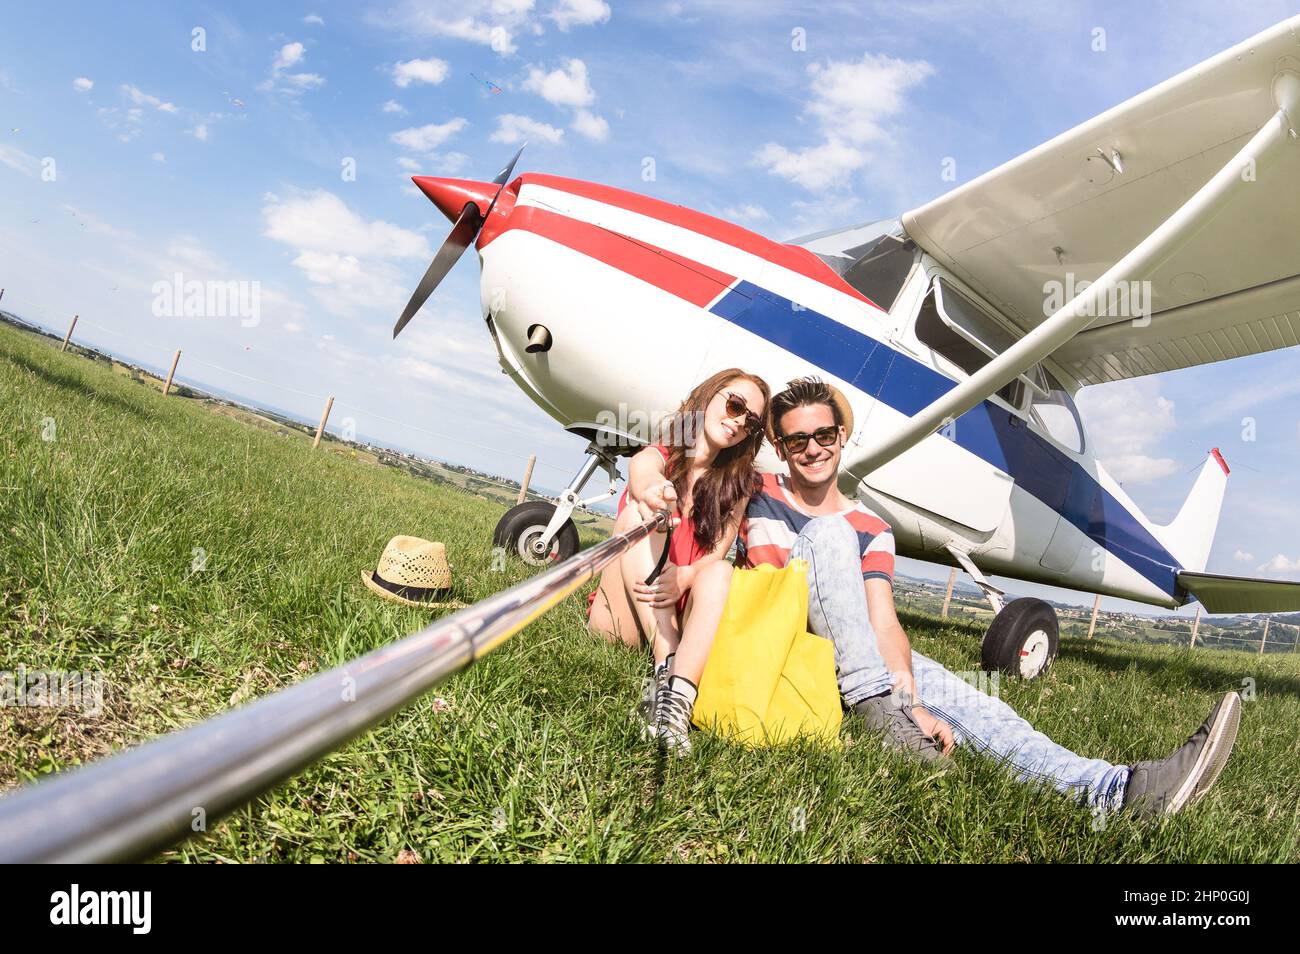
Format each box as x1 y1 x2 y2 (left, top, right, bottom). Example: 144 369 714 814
737 377 1241 817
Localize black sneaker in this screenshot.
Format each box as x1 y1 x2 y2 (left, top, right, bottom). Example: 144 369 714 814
634 661 671 739
654 685 694 755
1123 692 1241 818
852 693 944 762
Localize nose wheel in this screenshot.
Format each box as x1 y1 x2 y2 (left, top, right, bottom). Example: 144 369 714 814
491 441 622 568
493 501 580 566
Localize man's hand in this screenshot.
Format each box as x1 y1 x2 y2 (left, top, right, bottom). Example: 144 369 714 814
891 671 918 707
910 706 955 756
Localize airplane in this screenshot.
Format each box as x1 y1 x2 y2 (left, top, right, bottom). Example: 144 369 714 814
390 16 1300 680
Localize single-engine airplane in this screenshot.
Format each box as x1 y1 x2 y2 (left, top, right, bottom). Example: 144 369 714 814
392 17 1300 679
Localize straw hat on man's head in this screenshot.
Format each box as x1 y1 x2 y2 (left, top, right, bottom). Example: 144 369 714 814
362 535 465 608
765 376 855 447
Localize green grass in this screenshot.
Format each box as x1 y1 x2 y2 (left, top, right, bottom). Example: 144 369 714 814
2 319 1298 863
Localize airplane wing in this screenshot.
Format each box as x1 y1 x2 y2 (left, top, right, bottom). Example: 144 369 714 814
1178 571 1300 613
901 16 1300 387
844 17 1300 480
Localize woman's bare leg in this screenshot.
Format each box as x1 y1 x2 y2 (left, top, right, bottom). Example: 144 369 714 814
587 506 670 652
670 561 734 684
587 563 644 649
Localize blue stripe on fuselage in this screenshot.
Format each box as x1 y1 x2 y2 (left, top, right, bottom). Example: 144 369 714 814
711 281 1181 598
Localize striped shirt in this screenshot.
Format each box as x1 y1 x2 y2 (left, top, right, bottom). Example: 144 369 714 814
738 473 896 584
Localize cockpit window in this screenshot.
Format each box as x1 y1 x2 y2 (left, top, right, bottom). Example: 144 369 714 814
914 278 1048 411
1031 371 1085 454
789 219 917 312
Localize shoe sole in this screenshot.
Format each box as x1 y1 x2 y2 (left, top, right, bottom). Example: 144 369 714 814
1167 692 1241 815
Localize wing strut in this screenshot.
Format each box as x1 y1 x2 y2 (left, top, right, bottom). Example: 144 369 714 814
845 76 1300 482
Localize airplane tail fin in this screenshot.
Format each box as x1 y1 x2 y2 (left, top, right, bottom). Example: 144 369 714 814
1152 448 1230 573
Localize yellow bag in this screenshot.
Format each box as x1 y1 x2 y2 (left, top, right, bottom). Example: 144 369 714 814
692 559 842 747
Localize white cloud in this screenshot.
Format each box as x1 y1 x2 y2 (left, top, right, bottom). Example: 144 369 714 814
303 14 324 25
521 59 606 142
755 52 932 190
0 143 40 177
72 77 93 92
191 123 210 142
263 190 434 317
392 58 450 88
755 140 868 191
570 108 608 141
396 156 422 171
1075 379 1179 485
1257 554 1300 575
491 113 563 145
390 118 468 153
151 151 166 163
721 203 769 223
264 190 431 260
382 99 407 114
375 1 532 55
1234 549 1255 562
548 0 610 31
523 58 595 107
272 42 305 72
121 84 179 113
285 73 326 89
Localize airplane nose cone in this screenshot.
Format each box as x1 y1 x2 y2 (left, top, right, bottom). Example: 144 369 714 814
412 176 496 223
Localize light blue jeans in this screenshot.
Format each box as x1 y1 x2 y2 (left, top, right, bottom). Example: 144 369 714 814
790 515 1129 810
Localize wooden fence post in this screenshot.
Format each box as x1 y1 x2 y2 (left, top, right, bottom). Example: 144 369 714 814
1086 593 1101 640
1190 605 1201 648
313 395 335 449
162 349 181 396
61 315 78 352
516 454 536 505
1260 617 1270 656
941 567 957 618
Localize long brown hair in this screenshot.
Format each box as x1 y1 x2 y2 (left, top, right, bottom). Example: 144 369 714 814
659 368 769 553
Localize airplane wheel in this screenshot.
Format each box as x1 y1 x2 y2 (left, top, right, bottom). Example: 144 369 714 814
492 502 580 567
980 597 1059 679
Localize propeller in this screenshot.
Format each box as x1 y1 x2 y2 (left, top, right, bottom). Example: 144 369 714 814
392 144 525 339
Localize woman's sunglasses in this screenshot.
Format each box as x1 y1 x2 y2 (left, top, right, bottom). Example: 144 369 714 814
777 425 841 454
720 392 762 435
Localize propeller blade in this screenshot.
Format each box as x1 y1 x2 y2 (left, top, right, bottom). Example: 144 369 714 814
483 143 525 220
392 203 482 339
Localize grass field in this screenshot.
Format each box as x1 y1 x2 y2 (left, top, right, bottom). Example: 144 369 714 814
3 319 1299 862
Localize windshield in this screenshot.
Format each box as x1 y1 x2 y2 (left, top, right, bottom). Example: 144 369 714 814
788 219 916 311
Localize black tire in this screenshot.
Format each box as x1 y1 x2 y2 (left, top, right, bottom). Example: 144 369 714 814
492 502 580 567
980 597 1059 679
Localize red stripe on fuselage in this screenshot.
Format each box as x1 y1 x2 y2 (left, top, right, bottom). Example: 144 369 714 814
492 205 737 308
506 173 882 311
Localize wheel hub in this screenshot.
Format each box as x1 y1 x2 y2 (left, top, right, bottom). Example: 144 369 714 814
1019 629 1050 678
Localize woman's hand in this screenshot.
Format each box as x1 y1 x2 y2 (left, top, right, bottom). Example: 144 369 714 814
636 479 678 526
632 562 682 609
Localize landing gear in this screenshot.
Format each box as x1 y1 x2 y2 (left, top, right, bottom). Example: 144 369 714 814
981 597 1060 679
944 545 1057 680
493 501 580 566
492 442 621 567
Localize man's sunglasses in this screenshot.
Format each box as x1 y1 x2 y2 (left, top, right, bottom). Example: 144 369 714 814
721 392 762 435
777 425 841 454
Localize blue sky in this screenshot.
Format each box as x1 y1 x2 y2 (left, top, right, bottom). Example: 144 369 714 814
3 0 1300 614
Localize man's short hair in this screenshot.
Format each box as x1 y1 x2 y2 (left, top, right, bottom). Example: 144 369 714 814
769 376 843 438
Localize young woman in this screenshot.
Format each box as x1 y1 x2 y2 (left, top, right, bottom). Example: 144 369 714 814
587 368 769 752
